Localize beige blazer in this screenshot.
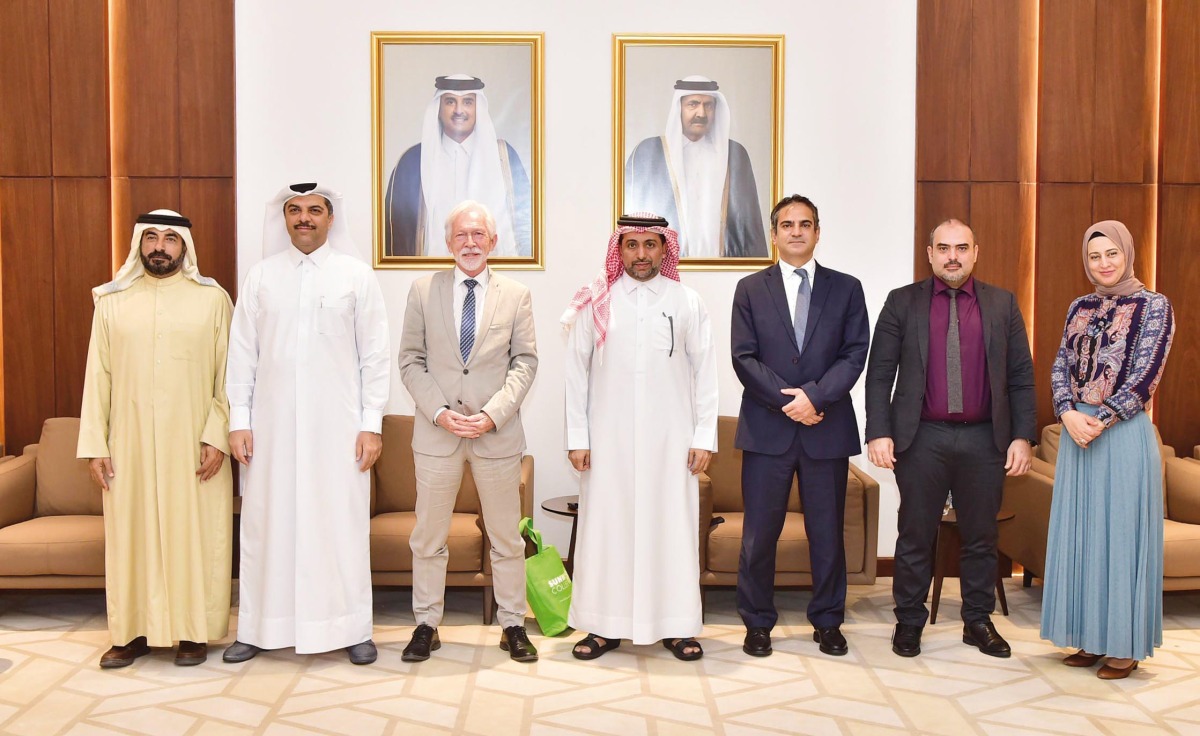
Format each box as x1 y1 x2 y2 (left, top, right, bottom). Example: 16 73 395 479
398 268 538 458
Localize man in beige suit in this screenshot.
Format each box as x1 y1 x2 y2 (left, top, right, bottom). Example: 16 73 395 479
398 200 539 663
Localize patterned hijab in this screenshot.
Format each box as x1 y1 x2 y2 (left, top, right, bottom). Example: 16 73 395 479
1082 220 1145 297
561 213 681 356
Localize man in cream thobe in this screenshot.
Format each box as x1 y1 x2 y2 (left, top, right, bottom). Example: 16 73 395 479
224 183 390 664
562 213 718 660
79 210 233 668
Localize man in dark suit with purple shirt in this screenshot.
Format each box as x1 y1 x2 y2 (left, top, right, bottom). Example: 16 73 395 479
731 195 870 658
865 218 1036 659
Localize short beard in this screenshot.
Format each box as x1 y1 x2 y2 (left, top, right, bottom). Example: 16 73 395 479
938 267 967 285
141 250 184 276
625 264 660 282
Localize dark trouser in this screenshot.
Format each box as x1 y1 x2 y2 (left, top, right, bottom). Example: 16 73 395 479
892 421 1005 626
737 432 849 630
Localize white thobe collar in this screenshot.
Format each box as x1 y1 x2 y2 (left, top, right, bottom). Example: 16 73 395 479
285 242 333 268
454 266 489 289
441 131 477 157
619 271 663 295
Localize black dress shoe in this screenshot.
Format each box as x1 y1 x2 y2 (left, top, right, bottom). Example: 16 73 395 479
221 641 261 663
743 627 772 657
891 623 922 657
962 620 1011 658
812 626 849 656
500 625 538 662
346 639 378 665
100 636 150 669
402 624 440 662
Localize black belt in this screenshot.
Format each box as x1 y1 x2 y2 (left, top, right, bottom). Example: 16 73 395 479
922 418 991 427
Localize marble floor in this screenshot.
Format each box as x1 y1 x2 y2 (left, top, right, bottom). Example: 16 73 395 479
1 580 1199 735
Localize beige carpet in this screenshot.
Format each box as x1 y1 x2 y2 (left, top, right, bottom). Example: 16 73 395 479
2 580 1199 735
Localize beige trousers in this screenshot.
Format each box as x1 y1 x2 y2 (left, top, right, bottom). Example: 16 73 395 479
410 443 526 629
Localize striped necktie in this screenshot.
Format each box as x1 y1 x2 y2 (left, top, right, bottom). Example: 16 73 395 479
460 279 478 363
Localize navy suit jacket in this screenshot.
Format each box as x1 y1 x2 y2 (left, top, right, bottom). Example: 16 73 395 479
732 262 870 459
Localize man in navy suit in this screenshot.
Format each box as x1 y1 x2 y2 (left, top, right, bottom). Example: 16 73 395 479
731 195 869 657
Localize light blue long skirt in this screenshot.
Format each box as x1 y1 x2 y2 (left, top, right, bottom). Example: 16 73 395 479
1040 404 1164 660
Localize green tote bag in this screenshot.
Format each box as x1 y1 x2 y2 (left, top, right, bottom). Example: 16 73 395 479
519 516 572 636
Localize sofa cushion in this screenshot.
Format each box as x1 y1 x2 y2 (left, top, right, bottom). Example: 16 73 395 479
707 466 869 575
708 512 808 573
1163 519 1200 578
370 511 482 572
374 415 482 515
0 515 104 576
34 418 100 517
1166 458 1200 525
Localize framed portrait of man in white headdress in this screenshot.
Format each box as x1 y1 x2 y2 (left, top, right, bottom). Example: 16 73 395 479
371 32 544 269
615 35 783 270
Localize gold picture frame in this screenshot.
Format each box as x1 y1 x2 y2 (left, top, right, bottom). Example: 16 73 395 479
613 34 784 270
371 32 544 270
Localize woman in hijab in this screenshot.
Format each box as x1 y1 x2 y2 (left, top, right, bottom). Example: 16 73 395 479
1040 220 1175 679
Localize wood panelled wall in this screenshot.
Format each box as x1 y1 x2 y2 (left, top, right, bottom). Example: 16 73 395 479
916 0 1200 454
0 0 236 452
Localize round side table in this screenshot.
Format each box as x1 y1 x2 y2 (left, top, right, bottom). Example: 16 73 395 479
540 494 580 575
929 509 1016 624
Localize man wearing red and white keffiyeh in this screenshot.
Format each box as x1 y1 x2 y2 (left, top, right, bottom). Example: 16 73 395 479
562 212 718 663
560 213 681 359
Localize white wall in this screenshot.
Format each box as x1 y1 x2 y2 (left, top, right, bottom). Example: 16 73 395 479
235 1 916 556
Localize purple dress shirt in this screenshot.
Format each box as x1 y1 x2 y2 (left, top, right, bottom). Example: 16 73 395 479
922 276 991 422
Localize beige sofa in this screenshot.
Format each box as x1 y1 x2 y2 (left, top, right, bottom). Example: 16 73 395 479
999 423 1200 591
0 418 105 589
698 417 880 604
369 415 534 623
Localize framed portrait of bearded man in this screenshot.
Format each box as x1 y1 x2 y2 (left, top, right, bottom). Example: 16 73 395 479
372 32 544 269
614 34 783 270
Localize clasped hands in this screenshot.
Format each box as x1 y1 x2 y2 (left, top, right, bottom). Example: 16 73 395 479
1062 409 1104 449
437 409 496 440
781 387 823 425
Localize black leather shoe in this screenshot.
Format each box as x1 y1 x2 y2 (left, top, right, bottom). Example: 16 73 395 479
100 636 150 668
963 620 1011 658
221 641 261 663
346 639 377 665
892 623 922 657
500 625 538 662
402 624 440 662
743 627 772 657
812 626 849 656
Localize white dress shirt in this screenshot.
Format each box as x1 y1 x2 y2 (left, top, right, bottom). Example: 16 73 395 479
779 257 817 328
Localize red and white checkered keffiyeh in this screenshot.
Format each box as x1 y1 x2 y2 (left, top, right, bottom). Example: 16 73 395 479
560 213 680 356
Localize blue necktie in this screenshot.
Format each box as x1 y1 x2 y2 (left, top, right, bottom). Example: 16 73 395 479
460 279 478 363
794 269 810 351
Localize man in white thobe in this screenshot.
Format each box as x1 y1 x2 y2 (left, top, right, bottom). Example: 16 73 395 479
562 213 718 661
383 74 531 257
624 76 767 258
223 183 390 665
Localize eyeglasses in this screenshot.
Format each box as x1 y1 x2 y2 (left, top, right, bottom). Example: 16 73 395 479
452 230 490 244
